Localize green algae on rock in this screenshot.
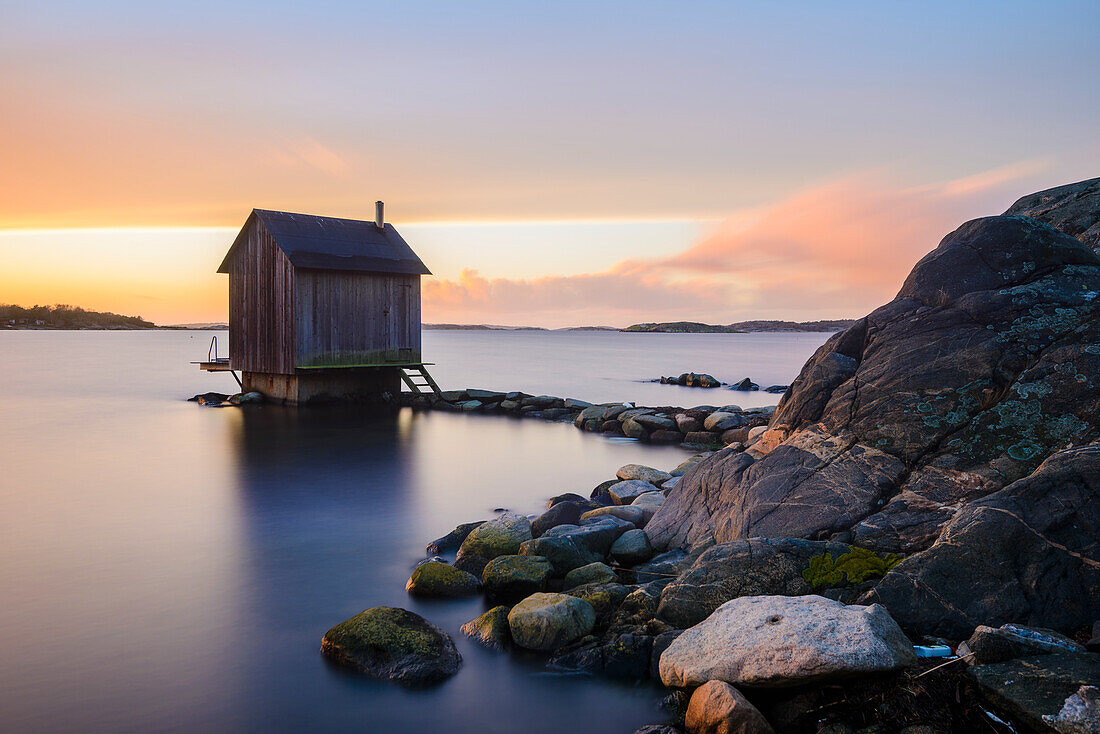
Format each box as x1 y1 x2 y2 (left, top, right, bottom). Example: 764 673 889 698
405 561 481 597
320 606 461 685
460 605 512 650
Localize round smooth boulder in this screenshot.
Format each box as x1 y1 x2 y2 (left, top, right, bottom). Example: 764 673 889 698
405 561 481 597
660 595 916 688
457 512 532 564
507 592 597 651
610 528 655 566
481 555 553 602
519 535 601 575
532 501 588 537
686 680 775 734
320 606 461 685
460 605 512 650
581 504 648 527
617 464 674 484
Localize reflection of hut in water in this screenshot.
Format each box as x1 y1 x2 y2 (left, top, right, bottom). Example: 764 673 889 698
201 202 441 404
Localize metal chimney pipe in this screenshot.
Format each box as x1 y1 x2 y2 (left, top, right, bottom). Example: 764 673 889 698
375 201 384 229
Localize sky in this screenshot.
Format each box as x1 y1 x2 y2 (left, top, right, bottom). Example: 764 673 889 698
1 0 1098 326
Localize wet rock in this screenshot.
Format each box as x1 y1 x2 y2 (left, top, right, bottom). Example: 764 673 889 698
609 479 660 505
651 429 685 443
405 561 481 597
563 562 619 589
519 534 601 575
507 592 596 651
633 491 666 512
439 390 468 402
466 389 506 402
590 479 620 505
320 606 461 685
189 391 229 404
456 512 532 566
611 528 656 566
481 555 552 602
460 605 511 650
456 400 483 411
622 418 650 439
967 653 1100 732
426 520 485 555
532 501 589 537
618 464 674 484
732 378 759 391
659 595 916 688
686 680 775 734
764 385 789 394
651 630 683 678
964 623 1086 665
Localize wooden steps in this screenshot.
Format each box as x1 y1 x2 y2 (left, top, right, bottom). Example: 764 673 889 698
399 365 443 398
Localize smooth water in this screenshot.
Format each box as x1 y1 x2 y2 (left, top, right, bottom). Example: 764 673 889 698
0 330 830 733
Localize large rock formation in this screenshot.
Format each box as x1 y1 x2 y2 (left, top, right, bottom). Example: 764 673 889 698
646 179 1100 637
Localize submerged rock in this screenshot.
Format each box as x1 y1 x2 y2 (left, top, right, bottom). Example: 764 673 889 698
405 561 480 597
507 592 597 651
686 680 775 734
320 607 461 685
659 595 915 688
460 605 512 650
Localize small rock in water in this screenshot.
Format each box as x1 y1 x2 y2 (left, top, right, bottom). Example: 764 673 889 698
426 521 485 555
320 607 461 685
460 605 512 650
405 561 480 597
764 384 789 394
732 378 759 391
507 592 596 651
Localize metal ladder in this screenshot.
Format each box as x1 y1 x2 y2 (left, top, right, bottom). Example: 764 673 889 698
399 365 443 398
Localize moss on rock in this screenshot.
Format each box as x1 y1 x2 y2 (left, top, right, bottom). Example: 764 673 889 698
405 561 480 597
320 606 461 685
803 546 904 591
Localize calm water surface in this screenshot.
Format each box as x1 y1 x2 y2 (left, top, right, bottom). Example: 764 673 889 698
0 330 830 733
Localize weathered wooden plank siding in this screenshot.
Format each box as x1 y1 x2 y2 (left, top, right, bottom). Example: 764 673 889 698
227 219 295 373
293 270 420 367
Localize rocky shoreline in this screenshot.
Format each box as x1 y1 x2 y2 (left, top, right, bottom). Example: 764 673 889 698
316 178 1100 733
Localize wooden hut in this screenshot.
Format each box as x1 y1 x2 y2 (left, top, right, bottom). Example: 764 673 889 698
204 202 439 404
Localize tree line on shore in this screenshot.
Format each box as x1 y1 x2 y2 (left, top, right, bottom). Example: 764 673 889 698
0 303 154 329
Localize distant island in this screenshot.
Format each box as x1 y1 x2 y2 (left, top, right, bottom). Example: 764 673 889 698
424 320 855 333
1 304 155 330
622 319 856 333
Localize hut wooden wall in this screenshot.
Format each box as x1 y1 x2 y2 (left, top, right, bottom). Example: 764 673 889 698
293 270 420 367
227 219 296 374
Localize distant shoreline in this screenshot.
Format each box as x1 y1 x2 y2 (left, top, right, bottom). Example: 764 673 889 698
424 319 855 333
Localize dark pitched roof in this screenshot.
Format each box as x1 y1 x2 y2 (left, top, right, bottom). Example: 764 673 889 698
218 209 431 275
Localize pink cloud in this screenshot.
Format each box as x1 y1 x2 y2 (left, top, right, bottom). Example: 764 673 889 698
423 163 1052 327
